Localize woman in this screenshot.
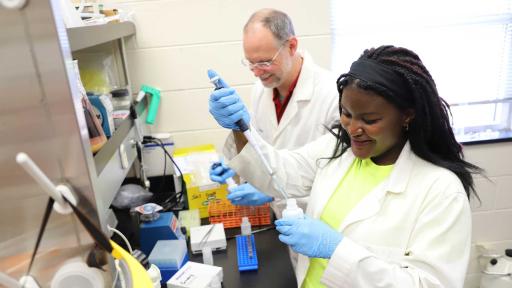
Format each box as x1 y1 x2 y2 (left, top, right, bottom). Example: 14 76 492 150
208 45 482 287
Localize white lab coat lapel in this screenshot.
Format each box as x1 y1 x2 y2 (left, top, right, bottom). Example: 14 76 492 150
259 88 278 139
273 96 300 142
338 180 389 231
338 142 414 231
309 149 355 219
273 52 314 143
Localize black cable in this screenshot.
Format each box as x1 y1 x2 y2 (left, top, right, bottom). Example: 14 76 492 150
143 136 187 211
156 139 186 209
142 137 168 195
154 140 180 210
24 198 54 280
157 140 167 194
148 139 176 209
225 225 276 240
162 145 167 192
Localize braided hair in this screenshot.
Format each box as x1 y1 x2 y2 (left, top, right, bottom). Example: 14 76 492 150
329 45 482 199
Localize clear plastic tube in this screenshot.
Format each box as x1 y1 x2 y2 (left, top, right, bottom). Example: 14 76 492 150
242 129 288 200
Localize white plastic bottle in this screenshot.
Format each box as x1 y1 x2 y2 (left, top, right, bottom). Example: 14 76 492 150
282 199 304 219
146 264 162 288
240 217 252 236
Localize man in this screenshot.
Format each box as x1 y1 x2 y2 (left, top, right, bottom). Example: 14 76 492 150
209 8 339 218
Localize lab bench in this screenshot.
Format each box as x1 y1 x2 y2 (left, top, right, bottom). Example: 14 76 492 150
188 227 297 288
113 207 297 287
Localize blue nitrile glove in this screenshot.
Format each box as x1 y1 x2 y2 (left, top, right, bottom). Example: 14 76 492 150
207 69 250 130
275 215 343 259
209 161 236 184
227 183 274 206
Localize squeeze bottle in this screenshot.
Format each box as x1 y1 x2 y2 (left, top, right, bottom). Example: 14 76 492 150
282 198 304 219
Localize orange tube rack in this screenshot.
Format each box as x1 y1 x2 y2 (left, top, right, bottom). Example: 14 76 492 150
208 199 271 228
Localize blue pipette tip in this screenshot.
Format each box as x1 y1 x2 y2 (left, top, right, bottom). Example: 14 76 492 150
207 69 219 80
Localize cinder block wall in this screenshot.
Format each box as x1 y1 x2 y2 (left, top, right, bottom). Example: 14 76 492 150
110 0 332 150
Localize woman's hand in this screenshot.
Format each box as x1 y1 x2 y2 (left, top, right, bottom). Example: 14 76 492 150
275 215 343 259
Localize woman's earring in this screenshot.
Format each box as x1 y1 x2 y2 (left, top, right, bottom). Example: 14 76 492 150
404 123 409 131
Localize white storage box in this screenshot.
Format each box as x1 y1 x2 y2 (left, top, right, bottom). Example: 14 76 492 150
167 261 223 288
190 224 226 254
143 133 176 177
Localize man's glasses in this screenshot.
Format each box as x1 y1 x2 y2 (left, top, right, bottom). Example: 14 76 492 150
241 42 287 70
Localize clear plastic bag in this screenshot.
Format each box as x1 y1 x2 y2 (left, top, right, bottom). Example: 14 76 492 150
112 184 153 209
73 51 117 94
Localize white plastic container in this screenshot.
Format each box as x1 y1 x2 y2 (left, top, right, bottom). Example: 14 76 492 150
179 209 200 236
282 199 304 219
480 253 512 288
147 264 162 288
50 258 104 288
148 239 188 270
142 133 175 177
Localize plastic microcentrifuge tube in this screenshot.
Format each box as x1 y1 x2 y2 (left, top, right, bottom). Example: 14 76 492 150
282 198 304 219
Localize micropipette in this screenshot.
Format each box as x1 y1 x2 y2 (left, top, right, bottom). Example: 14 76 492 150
209 76 288 200
211 161 241 201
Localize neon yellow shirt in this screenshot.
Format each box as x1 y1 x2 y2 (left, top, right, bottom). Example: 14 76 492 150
302 158 394 288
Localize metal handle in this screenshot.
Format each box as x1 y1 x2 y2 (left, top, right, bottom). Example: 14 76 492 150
16 152 76 214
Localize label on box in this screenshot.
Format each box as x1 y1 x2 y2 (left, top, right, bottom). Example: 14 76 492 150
187 184 228 218
170 214 178 232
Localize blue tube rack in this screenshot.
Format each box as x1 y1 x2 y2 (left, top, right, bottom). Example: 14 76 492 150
236 235 258 271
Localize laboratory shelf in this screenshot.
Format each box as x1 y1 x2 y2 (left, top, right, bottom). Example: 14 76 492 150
66 20 138 233
92 97 148 229
67 21 135 52
94 98 147 174
93 115 132 175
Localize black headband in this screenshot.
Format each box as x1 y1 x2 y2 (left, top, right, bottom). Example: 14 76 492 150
342 59 409 100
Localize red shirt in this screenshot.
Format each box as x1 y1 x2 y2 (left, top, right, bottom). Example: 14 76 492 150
273 71 301 124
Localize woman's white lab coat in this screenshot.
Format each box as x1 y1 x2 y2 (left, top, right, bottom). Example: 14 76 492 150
229 131 471 288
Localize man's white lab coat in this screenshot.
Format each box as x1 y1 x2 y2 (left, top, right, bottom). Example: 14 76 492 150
224 50 339 217
230 132 472 288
